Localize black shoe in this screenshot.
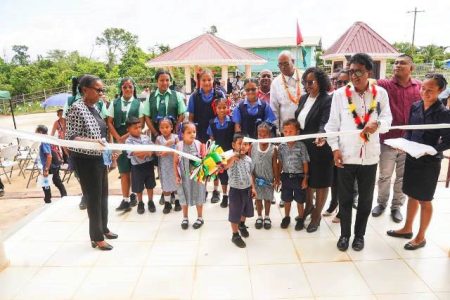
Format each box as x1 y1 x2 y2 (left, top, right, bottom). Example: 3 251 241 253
386 230 413 239
91 241 113 251
255 218 263 229
352 237 365 251
137 201 145 214
211 190 220 203
295 217 304 231
174 200 181 211
337 236 349 251
404 240 426 250
163 202 172 214
181 219 189 230
192 218 204 229
280 216 291 229
79 197 87 210
232 234 246 248
371 204 385 217
104 232 118 239
391 209 403 223
115 200 131 212
159 194 164 205
306 222 320 233
220 195 228 208
44 199 52 204
130 194 137 207
238 223 249 237
147 200 156 213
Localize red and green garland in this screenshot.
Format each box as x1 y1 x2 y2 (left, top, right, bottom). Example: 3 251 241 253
345 84 378 142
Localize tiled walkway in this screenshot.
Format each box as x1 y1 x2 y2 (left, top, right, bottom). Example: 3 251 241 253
0 185 449 299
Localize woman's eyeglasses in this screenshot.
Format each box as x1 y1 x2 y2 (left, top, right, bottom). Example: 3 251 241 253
88 87 106 94
245 88 257 92
302 80 316 86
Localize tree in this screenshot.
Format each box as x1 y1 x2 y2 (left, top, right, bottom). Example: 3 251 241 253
392 42 418 57
148 44 171 57
96 28 138 72
419 44 445 63
11 45 30 65
118 46 152 78
46 49 67 61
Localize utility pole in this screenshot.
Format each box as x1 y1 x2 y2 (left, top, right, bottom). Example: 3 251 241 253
407 7 425 51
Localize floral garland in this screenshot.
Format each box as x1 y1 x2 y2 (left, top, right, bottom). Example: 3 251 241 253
345 84 377 142
281 69 302 105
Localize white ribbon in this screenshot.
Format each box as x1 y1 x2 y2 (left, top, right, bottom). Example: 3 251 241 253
243 124 450 143
1 123 449 161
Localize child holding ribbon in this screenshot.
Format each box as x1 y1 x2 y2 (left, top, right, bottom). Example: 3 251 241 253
251 121 279 230
207 98 235 208
174 122 206 230
156 117 181 214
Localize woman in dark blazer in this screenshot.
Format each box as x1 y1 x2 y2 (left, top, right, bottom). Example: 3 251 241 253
295 67 333 232
66 74 117 250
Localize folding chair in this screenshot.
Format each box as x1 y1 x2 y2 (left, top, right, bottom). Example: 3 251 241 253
26 157 42 188
60 163 73 183
16 140 40 178
0 145 19 184
0 135 15 148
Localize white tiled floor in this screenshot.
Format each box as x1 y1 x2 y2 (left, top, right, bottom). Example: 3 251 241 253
0 183 449 300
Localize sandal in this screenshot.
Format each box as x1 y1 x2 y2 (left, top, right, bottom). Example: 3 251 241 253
181 219 189 230
192 218 204 229
263 217 272 230
255 218 263 229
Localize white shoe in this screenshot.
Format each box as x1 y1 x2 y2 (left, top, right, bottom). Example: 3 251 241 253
279 200 285 208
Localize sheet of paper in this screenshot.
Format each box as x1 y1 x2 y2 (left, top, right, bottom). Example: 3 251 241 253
384 138 437 158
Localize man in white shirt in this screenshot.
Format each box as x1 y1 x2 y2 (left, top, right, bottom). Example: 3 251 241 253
325 53 392 252
270 50 303 208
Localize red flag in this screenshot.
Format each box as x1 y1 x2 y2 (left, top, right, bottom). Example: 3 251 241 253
296 20 303 45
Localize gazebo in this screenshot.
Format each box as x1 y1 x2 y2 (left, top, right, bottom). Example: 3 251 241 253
322 21 399 79
147 33 267 93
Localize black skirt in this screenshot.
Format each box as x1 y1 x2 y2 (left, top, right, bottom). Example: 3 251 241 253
304 139 334 188
402 154 441 201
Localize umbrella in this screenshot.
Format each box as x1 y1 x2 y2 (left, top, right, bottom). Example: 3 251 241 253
41 93 71 108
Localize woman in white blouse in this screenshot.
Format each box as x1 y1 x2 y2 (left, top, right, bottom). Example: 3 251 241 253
294 67 333 233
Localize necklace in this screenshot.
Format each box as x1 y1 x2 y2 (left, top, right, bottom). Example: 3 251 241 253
345 84 377 142
281 69 302 105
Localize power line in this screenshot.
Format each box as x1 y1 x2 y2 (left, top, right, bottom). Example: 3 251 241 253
407 7 425 50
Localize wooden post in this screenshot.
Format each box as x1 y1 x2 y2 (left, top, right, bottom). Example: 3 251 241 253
184 66 192 94
245 65 251 78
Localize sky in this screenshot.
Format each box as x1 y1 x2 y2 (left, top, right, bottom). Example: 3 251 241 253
0 0 449 62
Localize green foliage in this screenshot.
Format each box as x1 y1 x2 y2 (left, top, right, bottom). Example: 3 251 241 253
11 45 30 65
96 28 138 72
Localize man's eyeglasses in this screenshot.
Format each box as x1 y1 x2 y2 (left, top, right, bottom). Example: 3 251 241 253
277 62 291 68
349 69 366 78
336 80 349 86
88 87 106 94
245 88 257 92
302 80 316 86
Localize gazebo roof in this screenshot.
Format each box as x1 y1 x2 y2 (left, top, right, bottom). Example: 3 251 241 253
322 21 399 60
147 33 267 68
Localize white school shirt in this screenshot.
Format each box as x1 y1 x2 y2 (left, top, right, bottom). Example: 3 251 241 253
297 96 316 129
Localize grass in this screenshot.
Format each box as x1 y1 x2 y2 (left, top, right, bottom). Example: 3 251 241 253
0 101 60 116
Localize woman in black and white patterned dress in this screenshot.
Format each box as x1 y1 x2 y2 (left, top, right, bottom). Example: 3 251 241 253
66 75 117 251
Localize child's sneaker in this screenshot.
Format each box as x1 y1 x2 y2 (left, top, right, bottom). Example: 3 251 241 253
174 199 182 211
137 201 145 214
116 200 131 212
263 217 272 230
211 190 220 203
279 200 285 208
181 219 189 230
147 200 156 213
232 233 246 248
238 223 249 237
130 193 137 207
220 195 228 208
280 216 290 228
163 202 172 214
255 217 263 229
295 217 304 231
